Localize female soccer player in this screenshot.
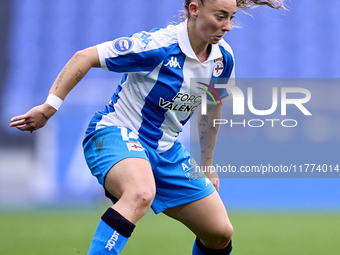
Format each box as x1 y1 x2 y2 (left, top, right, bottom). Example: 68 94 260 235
10 0 284 254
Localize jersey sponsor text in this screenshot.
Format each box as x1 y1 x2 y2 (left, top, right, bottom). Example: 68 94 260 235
159 92 201 112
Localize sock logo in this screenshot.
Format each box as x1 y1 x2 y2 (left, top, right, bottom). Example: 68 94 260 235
105 231 120 251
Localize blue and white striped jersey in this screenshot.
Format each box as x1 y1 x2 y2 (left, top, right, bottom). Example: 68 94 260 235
86 21 235 152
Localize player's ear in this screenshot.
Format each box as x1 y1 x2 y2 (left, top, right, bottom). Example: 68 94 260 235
188 1 200 19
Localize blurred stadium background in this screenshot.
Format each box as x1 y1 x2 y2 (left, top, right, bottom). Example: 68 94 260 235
0 0 339 254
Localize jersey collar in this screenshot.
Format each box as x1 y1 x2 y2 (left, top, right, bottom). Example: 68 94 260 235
178 20 222 63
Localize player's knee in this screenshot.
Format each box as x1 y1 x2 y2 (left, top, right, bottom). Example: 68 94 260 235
124 187 155 213
134 188 155 209
218 224 233 249
205 222 233 249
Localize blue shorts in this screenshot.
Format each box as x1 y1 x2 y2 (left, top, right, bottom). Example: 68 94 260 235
83 126 215 214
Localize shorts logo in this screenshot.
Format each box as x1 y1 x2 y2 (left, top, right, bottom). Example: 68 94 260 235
118 127 144 152
182 158 206 181
213 60 224 77
126 141 144 152
113 37 134 54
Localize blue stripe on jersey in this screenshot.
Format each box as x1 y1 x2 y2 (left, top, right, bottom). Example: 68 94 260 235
209 46 235 100
85 74 127 134
138 45 186 149
149 27 160 33
105 44 178 73
110 73 126 105
219 45 234 78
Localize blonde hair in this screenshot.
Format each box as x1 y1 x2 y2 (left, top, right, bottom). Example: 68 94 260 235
181 0 285 23
236 0 285 9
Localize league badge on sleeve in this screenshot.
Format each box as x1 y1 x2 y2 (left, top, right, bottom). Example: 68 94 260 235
112 37 134 54
213 58 224 77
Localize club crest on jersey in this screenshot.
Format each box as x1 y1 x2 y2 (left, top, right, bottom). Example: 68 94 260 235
126 141 144 152
113 37 134 54
213 60 224 77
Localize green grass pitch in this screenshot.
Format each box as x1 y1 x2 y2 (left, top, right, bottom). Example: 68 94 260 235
0 211 339 255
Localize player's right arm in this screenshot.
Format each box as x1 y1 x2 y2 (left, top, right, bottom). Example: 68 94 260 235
9 46 100 133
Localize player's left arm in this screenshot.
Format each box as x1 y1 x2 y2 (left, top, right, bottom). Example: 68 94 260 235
197 103 222 191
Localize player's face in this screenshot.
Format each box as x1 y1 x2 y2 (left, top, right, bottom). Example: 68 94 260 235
195 0 236 44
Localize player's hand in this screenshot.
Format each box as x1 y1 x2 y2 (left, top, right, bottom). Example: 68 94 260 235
204 169 220 192
9 103 57 133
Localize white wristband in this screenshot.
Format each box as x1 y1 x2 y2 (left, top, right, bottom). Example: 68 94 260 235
45 94 64 111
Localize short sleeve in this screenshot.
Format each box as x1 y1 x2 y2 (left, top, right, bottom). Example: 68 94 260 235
97 26 179 74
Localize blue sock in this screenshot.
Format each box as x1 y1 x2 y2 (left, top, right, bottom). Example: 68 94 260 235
192 237 232 255
88 208 135 255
